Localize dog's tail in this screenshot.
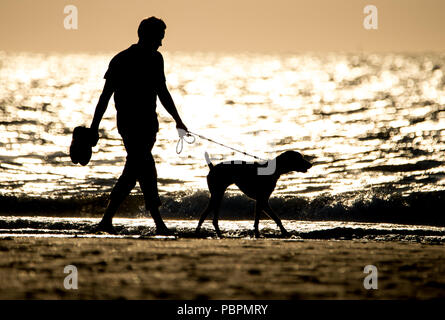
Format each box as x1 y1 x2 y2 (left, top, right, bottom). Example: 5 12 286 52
204 152 214 169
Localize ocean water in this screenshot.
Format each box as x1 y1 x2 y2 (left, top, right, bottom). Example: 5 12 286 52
1 50 445 234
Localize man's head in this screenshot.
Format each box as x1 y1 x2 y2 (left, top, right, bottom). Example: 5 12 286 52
137 17 166 50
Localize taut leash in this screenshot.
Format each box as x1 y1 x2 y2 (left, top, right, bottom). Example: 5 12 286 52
176 129 267 162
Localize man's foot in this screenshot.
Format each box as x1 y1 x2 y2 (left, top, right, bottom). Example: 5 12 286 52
94 220 117 234
280 228 290 238
155 225 174 236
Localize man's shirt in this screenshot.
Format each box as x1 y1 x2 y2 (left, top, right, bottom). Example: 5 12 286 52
104 44 166 135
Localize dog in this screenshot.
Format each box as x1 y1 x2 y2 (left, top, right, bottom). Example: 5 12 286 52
195 150 312 237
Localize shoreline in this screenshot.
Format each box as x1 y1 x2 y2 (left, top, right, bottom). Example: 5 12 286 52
1 237 445 299
1 215 445 245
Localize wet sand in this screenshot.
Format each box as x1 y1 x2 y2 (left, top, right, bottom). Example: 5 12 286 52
1 237 445 299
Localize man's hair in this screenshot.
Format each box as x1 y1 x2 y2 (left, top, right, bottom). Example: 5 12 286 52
138 17 166 41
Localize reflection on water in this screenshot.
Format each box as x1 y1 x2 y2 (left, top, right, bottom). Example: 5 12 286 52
0 51 444 201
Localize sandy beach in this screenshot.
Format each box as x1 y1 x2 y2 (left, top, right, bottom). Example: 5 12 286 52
1 236 445 300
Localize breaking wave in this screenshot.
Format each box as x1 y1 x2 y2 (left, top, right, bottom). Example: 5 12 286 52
1 188 444 226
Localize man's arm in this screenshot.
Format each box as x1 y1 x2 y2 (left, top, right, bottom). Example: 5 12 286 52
157 82 188 131
90 79 114 132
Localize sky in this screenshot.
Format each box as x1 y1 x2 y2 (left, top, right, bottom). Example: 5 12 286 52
0 0 444 53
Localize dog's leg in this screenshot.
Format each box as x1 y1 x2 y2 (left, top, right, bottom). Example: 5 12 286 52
254 202 263 238
195 199 213 233
196 190 224 237
212 193 224 238
263 202 289 237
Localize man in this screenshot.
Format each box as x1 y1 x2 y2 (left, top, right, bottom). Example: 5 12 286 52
90 17 188 235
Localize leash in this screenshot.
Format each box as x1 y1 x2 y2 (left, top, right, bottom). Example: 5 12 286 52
176 129 196 154
176 129 267 162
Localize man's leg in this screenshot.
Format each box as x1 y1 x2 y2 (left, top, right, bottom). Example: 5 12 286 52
96 160 137 233
137 138 171 235
137 155 171 234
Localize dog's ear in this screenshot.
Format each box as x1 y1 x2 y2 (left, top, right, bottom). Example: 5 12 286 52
279 150 300 161
276 151 308 174
276 151 296 174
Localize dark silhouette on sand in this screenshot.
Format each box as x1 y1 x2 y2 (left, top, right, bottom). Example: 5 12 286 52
90 17 188 235
196 151 312 238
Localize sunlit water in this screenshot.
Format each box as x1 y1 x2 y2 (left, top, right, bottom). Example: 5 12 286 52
1 51 445 231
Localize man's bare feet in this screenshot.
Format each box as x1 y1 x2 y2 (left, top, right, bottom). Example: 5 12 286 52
155 225 174 236
95 220 117 234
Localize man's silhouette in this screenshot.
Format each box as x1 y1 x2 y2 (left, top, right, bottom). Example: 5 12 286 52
90 17 187 235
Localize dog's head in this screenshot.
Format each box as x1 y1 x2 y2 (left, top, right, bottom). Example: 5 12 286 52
276 151 312 174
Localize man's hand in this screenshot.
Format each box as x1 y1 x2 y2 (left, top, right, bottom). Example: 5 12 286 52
176 121 188 133
88 127 100 147
176 121 191 141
